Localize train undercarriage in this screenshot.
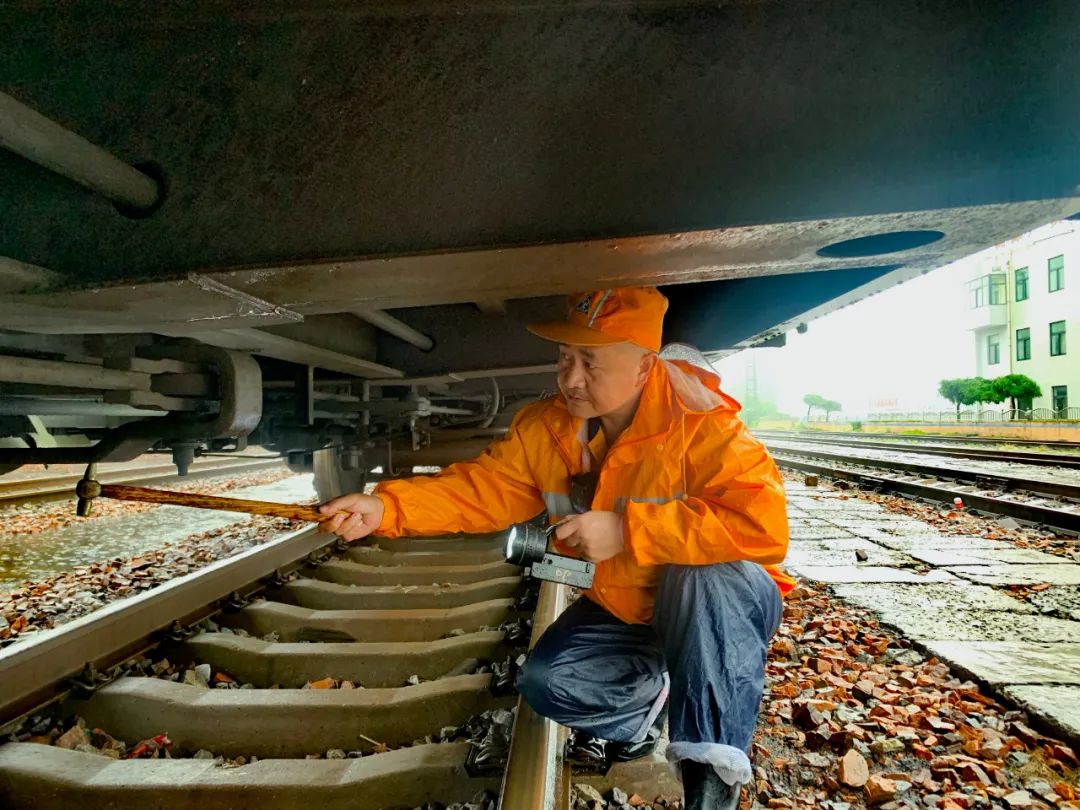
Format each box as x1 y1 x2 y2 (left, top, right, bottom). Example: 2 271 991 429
2 1 1079 494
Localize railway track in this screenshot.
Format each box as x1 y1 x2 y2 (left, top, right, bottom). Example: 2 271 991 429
758 429 1080 454
0 523 673 808
756 430 1080 469
0 457 286 506
766 442 1080 534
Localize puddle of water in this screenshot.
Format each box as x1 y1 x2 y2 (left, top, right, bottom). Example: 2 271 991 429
0 475 316 592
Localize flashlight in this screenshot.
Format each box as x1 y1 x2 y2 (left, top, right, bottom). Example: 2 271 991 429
503 523 595 589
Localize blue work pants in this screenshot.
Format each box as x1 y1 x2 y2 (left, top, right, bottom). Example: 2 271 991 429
516 561 783 784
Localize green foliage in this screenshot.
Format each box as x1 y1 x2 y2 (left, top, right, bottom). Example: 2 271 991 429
938 378 968 412
803 393 841 421
971 378 1006 405
991 374 1043 409
850 420 863 432
939 374 1042 415
938 377 1004 416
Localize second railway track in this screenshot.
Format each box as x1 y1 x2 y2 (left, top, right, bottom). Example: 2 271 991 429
757 430 1080 469
765 440 1080 533
0 524 601 809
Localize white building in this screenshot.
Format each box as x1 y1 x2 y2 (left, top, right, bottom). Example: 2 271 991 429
965 219 1079 413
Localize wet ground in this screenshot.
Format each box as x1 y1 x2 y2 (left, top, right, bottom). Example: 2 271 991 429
783 480 1080 745
0 474 315 592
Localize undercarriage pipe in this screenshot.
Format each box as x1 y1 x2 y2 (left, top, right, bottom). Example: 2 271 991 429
351 306 434 351
0 91 161 212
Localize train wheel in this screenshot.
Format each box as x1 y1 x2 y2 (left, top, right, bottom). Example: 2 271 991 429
313 446 369 501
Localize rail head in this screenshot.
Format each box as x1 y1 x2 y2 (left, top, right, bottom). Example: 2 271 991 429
499 581 569 810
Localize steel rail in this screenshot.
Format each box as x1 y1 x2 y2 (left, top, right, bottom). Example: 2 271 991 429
0 526 335 729
759 429 1080 451
0 458 284 504
499 581 569 810
772 455 1080 533
757 430 1080 468
764 442 1080 501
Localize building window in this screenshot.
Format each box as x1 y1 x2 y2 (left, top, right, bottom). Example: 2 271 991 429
987 333 1001 365
1016 327 1031 361
1052 385 1068 412
1015 267 1029 301
1050 320 1066 356
1049 255 1064 292
968 273 1007 308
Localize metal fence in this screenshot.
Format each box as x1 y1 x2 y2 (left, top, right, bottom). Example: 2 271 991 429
864 407 1080 423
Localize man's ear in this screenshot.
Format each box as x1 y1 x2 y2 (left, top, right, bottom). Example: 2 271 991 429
637 351 658 386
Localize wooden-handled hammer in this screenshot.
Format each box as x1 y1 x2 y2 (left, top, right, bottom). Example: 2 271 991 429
74 463 333 522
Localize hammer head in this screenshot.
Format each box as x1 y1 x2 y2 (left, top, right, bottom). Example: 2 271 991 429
75 464 101 517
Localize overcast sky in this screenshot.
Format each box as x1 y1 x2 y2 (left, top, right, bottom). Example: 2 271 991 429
711 260 974 418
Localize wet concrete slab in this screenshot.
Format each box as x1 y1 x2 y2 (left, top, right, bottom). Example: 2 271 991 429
1002 685 1080 743
946 564 1080 586
908 548 1074 566
788 518 838 528
1028 587 1080 622
876 523 970 536
830 581 1038 617
921 640 1080 686
869 535 1015 552
828 514 926 525
785 527 861 541
787 565 956 584
784 539 915 568
872 609 1080 643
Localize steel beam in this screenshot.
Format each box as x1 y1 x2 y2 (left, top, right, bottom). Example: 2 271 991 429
0 354 149 390
0 398 161 417
5 198 1077 334
372 363 557 387
0 256 61 293
0 91 160 211
351 306 434 351
161 328 403 378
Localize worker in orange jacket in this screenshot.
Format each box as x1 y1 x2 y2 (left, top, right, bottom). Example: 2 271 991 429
321 287 792 810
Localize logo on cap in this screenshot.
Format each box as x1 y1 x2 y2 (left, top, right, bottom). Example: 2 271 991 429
574 294 593 314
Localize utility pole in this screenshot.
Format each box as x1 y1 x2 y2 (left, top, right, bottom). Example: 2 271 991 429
746 351 759 406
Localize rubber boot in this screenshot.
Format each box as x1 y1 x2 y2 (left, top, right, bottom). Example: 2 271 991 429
564 731 608 770
609 701 667 763
680 760 740 810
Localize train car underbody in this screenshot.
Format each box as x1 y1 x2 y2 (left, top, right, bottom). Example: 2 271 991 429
2 1 1079 493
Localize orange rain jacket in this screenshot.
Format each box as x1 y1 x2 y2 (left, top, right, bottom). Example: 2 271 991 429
374 359 794 625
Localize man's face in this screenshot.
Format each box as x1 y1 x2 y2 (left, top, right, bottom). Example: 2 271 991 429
557 343 654 418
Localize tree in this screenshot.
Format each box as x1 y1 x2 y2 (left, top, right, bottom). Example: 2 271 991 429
822 399 842 421
971 378 1006 408
938 378 969 416
991 374 1043 411
939 377 1001 417
803 394 825 420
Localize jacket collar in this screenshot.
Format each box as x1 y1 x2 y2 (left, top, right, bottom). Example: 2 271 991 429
540 359 741 469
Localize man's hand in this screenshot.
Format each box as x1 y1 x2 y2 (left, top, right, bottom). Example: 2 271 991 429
554 511 625 563
318 493 385 541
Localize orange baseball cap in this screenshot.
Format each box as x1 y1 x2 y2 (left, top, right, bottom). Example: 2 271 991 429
527 287 668 352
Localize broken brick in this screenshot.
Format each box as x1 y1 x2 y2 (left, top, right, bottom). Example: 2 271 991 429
838 749 869 788
865 775 898 805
